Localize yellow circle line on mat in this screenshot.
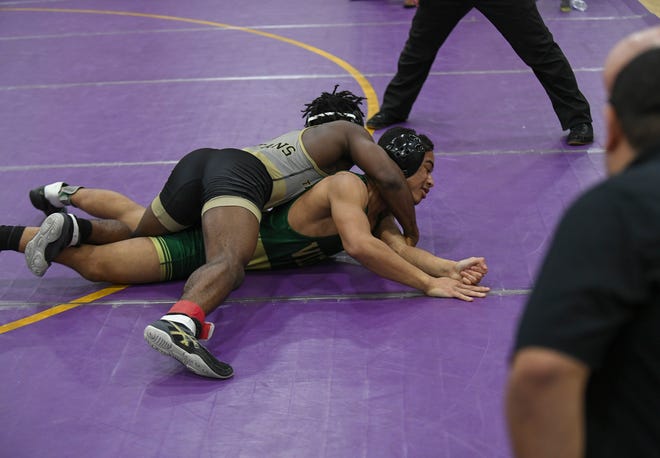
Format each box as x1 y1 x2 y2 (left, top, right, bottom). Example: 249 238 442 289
0 285 128 334
0 7 380 116
638 0 660 17
0 7 378 332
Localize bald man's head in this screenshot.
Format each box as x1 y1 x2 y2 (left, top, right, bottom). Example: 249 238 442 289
603 26 660 175
604 26 660 91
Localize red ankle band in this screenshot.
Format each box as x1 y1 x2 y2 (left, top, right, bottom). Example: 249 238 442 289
168 300 205 323
166 300 214 340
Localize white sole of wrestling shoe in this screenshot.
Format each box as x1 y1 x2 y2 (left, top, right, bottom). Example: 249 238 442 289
24 213 67 277
144 322 234 379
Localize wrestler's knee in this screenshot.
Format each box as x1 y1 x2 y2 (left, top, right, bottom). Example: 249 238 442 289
77 257 107 282
207 254 246 290
231 267 246 291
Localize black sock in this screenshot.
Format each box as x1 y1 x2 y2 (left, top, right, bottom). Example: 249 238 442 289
0 225 26 252
76 217 93 244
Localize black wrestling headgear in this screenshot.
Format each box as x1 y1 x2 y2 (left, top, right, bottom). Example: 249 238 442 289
377 127 427 177
302 85 366 127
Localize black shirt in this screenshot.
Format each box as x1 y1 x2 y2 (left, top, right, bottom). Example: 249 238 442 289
514 145 660 457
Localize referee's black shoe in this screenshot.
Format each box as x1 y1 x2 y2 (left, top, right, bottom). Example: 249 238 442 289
366 111 406 130
566 123 594 146
144 319 234 379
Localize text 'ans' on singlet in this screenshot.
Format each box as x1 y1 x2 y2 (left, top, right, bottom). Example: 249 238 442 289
242 129 328 208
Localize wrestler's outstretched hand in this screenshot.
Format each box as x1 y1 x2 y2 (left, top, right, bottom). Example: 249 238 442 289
425 276 490 302
450 257 488 285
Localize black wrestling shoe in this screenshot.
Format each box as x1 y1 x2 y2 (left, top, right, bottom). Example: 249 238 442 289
366 111 406 130
560 0 571 12
24 213 77 277
566 123 594 145
144 319 234 379
29 184 67 215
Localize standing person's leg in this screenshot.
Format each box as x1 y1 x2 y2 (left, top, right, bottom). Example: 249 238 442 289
368 0 472 129
479 0 592 139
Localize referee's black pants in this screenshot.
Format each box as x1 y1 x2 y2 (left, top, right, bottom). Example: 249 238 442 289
379 0 592 130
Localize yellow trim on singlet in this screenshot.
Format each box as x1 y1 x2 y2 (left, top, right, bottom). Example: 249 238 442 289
248 237 272 270
202 196 262 222
151 195 187 232
149 236 171 281
296 128 329 179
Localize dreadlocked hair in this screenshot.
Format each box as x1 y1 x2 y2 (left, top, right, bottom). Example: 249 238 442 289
301 85 367 127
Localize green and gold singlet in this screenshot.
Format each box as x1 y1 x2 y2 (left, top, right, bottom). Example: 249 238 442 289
149 198 344 281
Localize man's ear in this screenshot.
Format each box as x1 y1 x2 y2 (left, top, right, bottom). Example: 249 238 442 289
604 104 623 153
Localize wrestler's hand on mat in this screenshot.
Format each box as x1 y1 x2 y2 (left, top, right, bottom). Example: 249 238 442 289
424 277 490 301
450 257 488 285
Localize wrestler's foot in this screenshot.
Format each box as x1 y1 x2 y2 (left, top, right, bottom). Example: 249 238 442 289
25 213 79 276
144 319 234 379
29 182 82 215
